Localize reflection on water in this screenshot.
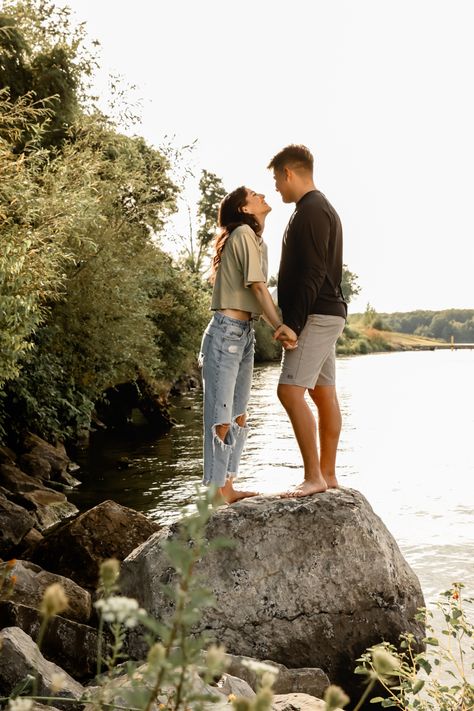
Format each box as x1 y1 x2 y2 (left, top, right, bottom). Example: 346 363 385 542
72 349 474 605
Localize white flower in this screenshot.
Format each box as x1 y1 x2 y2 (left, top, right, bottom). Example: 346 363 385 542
8 699 33 711
241 659 280 677
51 671 67 692
95 595 145 628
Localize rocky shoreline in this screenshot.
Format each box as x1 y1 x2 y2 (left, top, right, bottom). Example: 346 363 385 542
0 436 425 710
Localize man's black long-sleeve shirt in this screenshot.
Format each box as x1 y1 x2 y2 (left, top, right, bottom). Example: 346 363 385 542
278 189 347 336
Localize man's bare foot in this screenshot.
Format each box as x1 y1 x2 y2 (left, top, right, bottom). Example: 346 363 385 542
323 473 339 489
218 480 259 505
280 478 328 498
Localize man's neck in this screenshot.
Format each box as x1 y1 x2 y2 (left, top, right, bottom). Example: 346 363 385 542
293 181 316 204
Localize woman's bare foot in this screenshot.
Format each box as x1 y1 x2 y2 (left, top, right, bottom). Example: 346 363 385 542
218 479 259 504
323 473 339 489
280 477 328 498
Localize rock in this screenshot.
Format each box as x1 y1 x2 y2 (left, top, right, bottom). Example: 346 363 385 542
0 462 47 493
0 560 91 623
225 655 329 697
277 668 330 698
0 602 101 680
0 463 78 532
20 489 78 531
19 433 74 487
121 489 425 695
273 693 335 711
0 445 16 464
32 500 160 589
216 673 256 699
15 527 44 557
0 626 84 709
0 492 35 557
83 664 227 711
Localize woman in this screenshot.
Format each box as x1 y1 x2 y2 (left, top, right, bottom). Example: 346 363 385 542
199 186 297 503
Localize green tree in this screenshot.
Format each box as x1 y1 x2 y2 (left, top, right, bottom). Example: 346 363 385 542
0 2 209 444
341 264 360 303
184 170 226 274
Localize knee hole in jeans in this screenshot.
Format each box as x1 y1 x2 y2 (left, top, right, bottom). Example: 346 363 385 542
234 413 247 428
215 423 231 442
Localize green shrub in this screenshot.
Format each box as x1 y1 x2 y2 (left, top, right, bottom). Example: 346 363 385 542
254 320 281 362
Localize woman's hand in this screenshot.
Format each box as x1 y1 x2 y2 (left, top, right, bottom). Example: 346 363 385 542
274 324 298 350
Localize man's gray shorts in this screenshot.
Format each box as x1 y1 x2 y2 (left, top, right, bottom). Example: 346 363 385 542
279 314 345 389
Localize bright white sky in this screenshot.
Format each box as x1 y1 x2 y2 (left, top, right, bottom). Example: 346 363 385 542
66 0 474 313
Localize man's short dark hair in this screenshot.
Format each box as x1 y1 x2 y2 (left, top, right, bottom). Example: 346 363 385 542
267 144 314 173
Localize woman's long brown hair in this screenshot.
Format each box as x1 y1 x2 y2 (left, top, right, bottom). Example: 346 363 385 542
210 186 261 282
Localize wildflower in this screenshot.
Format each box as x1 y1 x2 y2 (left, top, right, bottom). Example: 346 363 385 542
233 699 251 711
372 647 401 676
323 684 350 710
6 559 16 569
452 590 460 600
255 685 274 707
10 575 17 586
51 671 66 692
206 643 227 674
8 699 33 711
95 595 145 628
260 671 277 689
241 659 279 677
40 583 68 618
147 642 166 667
228 694 237 702
99 558 120 589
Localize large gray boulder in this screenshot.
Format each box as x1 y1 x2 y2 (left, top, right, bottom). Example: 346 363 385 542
0 627 84 709
121 489 424 692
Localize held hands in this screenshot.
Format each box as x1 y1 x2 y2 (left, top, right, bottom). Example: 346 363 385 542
273 324 298 350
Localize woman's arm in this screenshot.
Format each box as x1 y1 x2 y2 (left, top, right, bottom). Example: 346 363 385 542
249 282 298 347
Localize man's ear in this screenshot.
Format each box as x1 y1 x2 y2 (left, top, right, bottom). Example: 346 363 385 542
284 166 292 181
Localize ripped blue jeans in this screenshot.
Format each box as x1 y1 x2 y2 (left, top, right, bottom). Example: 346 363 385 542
199 312 255 488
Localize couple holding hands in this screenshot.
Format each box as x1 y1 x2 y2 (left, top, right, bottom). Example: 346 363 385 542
199 144 347 503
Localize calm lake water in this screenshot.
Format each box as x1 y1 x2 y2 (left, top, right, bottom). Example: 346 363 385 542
72 349 474 606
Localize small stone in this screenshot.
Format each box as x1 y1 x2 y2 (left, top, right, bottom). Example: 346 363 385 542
216 673 256 699
272 693 335 711
20 489 78 532
0 493 35 557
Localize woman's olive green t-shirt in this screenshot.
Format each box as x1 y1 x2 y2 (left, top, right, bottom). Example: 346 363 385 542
211 224 268 317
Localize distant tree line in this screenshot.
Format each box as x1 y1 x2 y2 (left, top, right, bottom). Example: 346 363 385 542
350 309 474 343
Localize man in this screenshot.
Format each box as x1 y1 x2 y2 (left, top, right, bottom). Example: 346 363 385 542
269 145 347 497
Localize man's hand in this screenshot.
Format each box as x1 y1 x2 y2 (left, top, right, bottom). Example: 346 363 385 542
274 324 298 350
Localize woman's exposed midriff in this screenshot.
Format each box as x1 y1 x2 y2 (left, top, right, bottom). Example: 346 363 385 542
218 308 252 321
